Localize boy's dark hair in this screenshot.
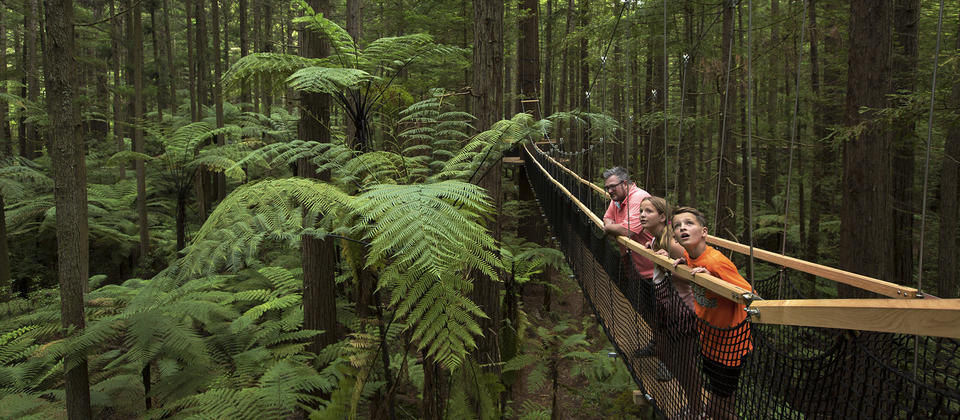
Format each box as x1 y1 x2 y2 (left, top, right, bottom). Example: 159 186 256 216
672 206 708 227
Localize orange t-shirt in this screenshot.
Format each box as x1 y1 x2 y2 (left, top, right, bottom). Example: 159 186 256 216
684 246 754 366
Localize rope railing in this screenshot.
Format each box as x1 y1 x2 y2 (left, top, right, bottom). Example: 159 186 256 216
521 142 960 418
528 141 924 300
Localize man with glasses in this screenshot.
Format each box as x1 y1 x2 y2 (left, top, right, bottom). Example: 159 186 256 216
602 166 654 276
602 167 672 381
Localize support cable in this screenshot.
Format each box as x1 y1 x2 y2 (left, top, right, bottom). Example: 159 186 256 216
915 0 946 395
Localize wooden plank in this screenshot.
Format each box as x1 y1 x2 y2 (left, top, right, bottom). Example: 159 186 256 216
705 236 919 299
502 156 524 165
749 299 960 339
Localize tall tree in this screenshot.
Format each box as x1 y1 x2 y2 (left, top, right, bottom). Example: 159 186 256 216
111 0 125 180
186 0 198 121
470 0 503 371
43 0 93 416
517 0 539 113
763 0 780 207
128 0 150 262
162 0 176 115
212 0 226 200
22 0 39 158
839 0 892 296
298 0 338 356
680 1 698 205
716 0 738 238
806 0 826 273
939 10 960 298
148 0 165 121
891 0 919 286
542 0 553 117
239 0 251 110
0 6 10 156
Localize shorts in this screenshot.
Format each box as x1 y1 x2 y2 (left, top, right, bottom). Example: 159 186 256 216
701 354 745 398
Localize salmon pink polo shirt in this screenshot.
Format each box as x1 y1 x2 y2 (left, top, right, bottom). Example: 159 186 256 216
603 183 655 279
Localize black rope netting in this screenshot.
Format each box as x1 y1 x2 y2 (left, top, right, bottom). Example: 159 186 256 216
522 145 960 419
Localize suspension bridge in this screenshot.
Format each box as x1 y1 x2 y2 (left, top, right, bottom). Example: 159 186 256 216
512 140 960 419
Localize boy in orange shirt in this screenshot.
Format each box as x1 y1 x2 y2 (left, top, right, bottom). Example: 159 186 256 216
672 207 754 420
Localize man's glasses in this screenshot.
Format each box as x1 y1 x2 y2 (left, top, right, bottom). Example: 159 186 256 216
604 180 624 191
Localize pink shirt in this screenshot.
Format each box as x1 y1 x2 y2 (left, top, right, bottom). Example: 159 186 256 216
603 183 654 278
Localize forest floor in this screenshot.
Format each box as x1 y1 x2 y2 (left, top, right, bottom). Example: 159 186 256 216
510 270 655 420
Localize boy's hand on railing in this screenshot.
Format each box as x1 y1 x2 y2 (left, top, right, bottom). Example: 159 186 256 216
690 267 708 275
654 249 669 257
672 256 686 269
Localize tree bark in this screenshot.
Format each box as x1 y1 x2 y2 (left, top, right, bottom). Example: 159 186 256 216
763 0 779 208
840 0 893 297
543 0 553 118
806 0 824 276
716 0 737 239
186 0 197 121
128 0 150 262
299 0 338 356
112 0 125 180
261 0 273 115
891 0 919 286
43 0 93 416
471 0 503 374
239 0 251 110
578 0 589 176
212 0 226 201
517 0 539 113
22 0 40 159
938 10 960 298
148 1 164 121
162 0 176 115
0 6 10 156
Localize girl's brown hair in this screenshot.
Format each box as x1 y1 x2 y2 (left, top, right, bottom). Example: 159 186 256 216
640 196 671 251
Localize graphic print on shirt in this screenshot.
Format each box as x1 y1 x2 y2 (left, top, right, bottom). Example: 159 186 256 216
693 283 717 308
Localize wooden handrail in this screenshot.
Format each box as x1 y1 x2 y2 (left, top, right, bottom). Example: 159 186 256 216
748 299 960 339
524 145 752 306
705 236 919 299
529 141 921 299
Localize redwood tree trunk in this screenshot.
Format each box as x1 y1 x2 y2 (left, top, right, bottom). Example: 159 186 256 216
938 10 960 298
299 0 338 356
43 0 93 416
517 0 540 105
0 6 10 156
716 0 738 238
129 0 150 261
891 0 919 286
212 0 226 201
162 0 176 114
239 0 250 110
806 0 825 280
840 0 893 297
22 0 40 159
470 0 503 373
